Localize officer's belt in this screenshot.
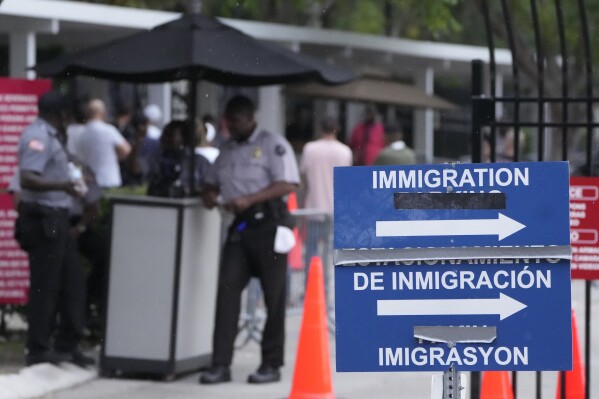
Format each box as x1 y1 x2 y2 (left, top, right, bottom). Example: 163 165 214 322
232 199 288 229
19 202 69 216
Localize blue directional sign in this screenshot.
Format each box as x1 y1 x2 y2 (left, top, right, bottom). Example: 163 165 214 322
335 260 572 372
333 162 572 372
334 162 570 249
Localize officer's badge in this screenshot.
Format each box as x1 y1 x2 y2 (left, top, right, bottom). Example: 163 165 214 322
28 139 45 152
275 144 286 156
253 147 263 158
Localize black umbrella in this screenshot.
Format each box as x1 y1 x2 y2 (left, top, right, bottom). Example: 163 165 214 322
33 13 355 85
34 13 357 193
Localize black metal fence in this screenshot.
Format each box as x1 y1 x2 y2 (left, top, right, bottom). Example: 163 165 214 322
471 0 599 398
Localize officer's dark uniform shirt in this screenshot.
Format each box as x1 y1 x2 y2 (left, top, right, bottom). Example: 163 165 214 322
18 118 72 209
204 126 300 199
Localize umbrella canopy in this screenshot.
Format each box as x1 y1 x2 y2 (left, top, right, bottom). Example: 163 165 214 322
33 13 356 86
33 13 356 195
286 78 457 110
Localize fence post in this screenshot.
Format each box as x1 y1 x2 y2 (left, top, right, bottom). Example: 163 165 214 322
471 60 494 165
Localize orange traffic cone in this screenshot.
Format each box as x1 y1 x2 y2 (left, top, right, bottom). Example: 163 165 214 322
287 192 303 270
481 371 514 399
288 256 335 399
287 191 299 211
555 310 585 399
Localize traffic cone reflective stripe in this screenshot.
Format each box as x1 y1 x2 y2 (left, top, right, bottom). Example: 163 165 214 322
288 256 335 399
555 310 585 399
481 371 514 399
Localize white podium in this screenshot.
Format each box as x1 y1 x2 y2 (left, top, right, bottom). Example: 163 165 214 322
100 195 221 378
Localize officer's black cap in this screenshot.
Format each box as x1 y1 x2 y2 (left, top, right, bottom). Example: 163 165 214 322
225 95 255 117
38 91 67 116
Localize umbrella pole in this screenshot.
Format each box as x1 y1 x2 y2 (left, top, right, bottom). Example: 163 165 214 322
188 78 198 195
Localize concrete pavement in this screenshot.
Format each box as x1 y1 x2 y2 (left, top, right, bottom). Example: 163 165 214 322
4 280 597 399
44 312 435 399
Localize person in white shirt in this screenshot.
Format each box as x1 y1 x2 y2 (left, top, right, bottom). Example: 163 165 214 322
195 117 220 163
74 99 131 188
144 104 163 140
299 116 352 268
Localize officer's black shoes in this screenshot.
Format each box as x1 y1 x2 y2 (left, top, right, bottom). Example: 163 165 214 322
25 350 72 366
247 365 281 384
68 350 96 367
199 365 280 384
199 366 232 384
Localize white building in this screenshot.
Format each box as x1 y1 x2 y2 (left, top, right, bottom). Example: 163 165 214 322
0 0 511 162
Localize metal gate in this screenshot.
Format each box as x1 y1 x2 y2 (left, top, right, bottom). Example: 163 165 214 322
471 0 599 398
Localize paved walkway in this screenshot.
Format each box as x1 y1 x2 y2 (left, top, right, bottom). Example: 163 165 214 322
2 281 599 398
44 313 436 399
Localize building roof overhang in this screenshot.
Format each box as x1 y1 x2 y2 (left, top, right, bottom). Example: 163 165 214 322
0 0 511 80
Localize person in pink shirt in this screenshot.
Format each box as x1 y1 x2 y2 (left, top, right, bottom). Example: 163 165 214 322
300 116 352 268
349 105 385 166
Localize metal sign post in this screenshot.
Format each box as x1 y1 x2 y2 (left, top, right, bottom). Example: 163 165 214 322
431 363 467 399
443 364 461 399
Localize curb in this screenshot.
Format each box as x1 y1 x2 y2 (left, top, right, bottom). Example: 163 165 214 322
0 362 97 399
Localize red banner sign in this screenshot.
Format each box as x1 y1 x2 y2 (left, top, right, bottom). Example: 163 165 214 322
570 176 599 280
0 77 52 303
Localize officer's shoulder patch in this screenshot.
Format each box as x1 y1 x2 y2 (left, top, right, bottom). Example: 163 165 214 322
275 144 286 156
28 139 45 152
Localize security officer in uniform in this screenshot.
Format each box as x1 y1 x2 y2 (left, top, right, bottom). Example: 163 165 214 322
200 95 300 384
15 91 94 367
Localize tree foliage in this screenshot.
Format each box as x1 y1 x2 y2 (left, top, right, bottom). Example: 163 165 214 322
74 0 462 39
73 0 599 93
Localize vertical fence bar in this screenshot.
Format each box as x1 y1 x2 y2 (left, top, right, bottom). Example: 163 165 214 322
470 60 483 399
0 305 6 337
481 0 497 162
554 0 569 162
555 1 571 398
577 0 593 174
480 2 510 394
531 1 548 390
585 280 591 399
500 0 521 162
530 0 545 161
577 1 594 398
499 0 525 394
471 59 484 165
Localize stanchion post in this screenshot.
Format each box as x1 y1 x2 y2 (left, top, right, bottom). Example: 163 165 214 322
443 364 461 399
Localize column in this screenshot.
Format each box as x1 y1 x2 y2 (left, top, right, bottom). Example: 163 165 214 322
256 85 284 135
9 32 36 79
147 83 172 125
413 67 435 163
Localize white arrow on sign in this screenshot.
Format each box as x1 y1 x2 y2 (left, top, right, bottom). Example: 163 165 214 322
377 293 527 321
376 213 525 241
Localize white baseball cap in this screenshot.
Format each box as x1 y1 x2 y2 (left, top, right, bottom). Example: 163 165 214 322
144 104 162 124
